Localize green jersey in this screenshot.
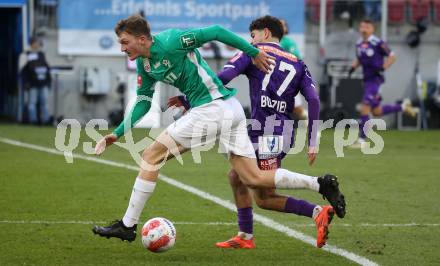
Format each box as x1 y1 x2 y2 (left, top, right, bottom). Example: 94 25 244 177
113 25 260 138
280 36 301 59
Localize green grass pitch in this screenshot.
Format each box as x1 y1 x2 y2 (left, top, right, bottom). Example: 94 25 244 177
0 124 439 265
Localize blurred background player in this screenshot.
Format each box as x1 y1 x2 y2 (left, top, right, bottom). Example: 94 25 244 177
19 36 51 125
169 16 345 249
279 18 308 121
92 15 345 244
348 19 418 148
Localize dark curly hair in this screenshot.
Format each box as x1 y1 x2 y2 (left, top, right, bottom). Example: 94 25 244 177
249 15 284 40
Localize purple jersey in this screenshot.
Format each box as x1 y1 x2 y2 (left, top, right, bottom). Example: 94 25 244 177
218 42 320 152
356 35 393 82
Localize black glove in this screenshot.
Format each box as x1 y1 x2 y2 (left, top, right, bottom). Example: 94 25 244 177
348 66 355 78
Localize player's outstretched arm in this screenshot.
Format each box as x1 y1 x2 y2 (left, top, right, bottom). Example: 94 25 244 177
196 25 258 56
307 146 317 166
299 64 321 165
348 59 360 78
113 99 152 137
95 69 155 155
94 99 151 155
383 53 396 70
379 40 396 70
193 25 275 73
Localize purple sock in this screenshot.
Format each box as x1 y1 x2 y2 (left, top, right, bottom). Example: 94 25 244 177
359 114 369 139
284 197 316 218
381 104 402 115
237 207 253 234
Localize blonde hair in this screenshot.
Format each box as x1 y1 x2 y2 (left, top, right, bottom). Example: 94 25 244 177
114 15 151 39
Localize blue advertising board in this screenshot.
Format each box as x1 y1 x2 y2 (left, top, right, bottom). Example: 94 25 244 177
58 0 305 57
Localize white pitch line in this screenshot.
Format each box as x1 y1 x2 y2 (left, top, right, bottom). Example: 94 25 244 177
263 223 440 227
0 137 378 266
0 220 437 227
361 223 440 227
284 223 440 227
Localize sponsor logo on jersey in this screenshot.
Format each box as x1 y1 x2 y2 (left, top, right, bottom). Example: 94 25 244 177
258 135 283 159
258 157 278 170
164 72 179 84
180 33 196 49
162 59 171 68
257 45 297 62
268 137 276 152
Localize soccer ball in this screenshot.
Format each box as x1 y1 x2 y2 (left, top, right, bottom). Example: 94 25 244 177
141 217 176 252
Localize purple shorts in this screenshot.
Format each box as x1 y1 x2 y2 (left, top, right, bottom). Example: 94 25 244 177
363 79 383 109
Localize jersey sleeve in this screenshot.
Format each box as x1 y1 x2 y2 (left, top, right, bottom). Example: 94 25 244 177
112 58 156 138
217 52 251 85
299 63 320 148
171 25 259 58
379 40 393 56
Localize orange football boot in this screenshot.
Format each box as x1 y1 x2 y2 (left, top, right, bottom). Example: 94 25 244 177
215 234 256 249
314 205 335 248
